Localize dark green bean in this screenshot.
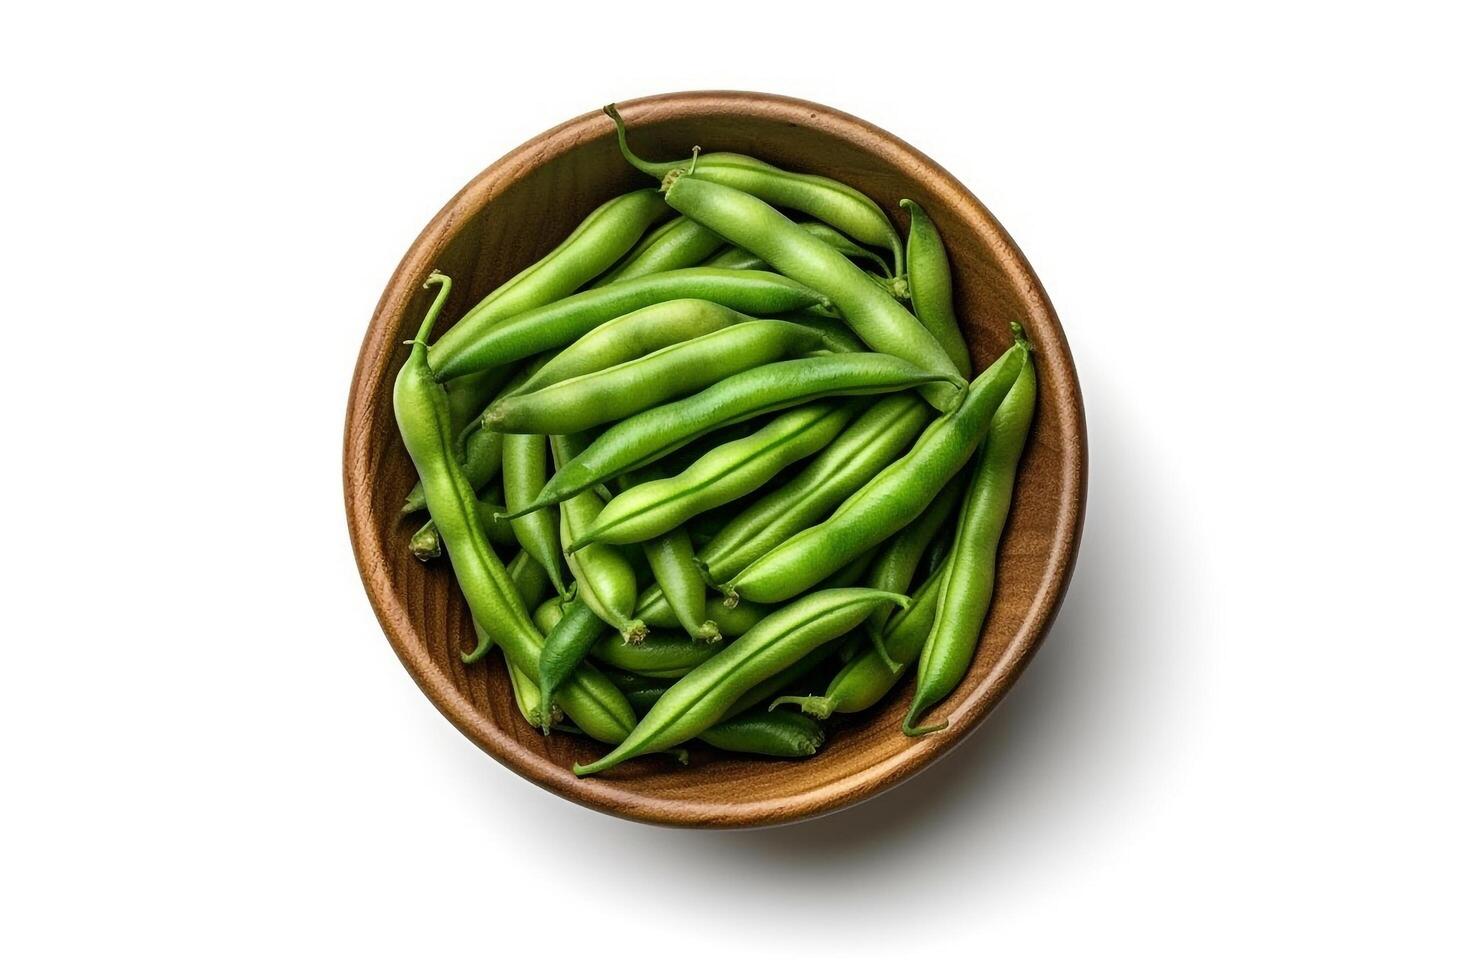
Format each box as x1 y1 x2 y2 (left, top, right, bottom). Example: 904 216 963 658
592 215 726 286
619 679 671 715
612 680 822 756
775 553 948 718
900 199 971 378
661 173 963 410
697 709 825 758
533 598 608 733
568 402 854 549
518 299 748 395
391 273 634 744
445 363 514 436
607 104 903 272
551 432 647 644
722 340 1028 603
428 268 827 379
905 335 1037 735
501 433 569 598
591 633 722 679
507 354 961 517
484 320 835 434
574 588 905 775
694 394 930 582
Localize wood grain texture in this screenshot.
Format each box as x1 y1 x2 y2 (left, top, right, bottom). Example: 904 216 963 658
343 91 1087 828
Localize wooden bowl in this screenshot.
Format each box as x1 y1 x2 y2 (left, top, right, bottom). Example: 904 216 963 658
344 91 1086 828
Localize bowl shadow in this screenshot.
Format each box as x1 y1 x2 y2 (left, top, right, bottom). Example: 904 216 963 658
649 375 1181 887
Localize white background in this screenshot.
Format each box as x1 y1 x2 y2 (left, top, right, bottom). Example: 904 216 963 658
3 2 1467 975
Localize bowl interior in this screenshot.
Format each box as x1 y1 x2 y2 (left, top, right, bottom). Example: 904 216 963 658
344 92 1085 827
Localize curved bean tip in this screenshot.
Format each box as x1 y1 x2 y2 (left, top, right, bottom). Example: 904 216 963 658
409 526 441 562
1009 321 1032 350
770 696 835 720
479 404 506 430
901 709 949 737
604 102 666 180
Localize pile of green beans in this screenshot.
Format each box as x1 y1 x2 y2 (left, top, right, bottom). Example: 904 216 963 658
389 105 1038 775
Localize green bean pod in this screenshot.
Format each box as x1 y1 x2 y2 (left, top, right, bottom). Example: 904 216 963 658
509 354 961 516
428 268 826 379
661 173 963 410
518 299 749 395
775 553 948 718
551 433 647 644
722 341 1028 603
409 491 516 561
480 553 563 729
573 588 906 775
633 586 768 637
723 641 842 718
591 633 722 679
392 274 633 743
639 527 721 642
445 363 514 436
607 105 902 272
697 394 931 582
905 338 1037 735
466 614 556 730
403 356 548 515
800 221 893 277
463 550 551 665
703 245 768 271
403 426 504 516
901 199 972 378
484 320 835 434
610 679 822 756
531 597 609 732
568 402 855 549
444 190 670 429
708 223 890 277
501 433 569 598
816 548 879 590
593 216 726 285
860 474 964 636
615 678 670 715
696 709 825 758
461 189 670 323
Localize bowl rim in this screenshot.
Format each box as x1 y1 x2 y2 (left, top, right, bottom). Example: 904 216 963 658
344 90 1087 828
